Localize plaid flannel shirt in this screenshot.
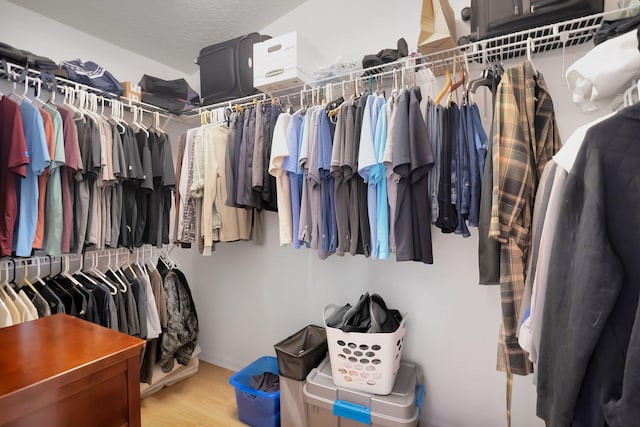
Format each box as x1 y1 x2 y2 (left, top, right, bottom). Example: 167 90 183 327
490 61 561 375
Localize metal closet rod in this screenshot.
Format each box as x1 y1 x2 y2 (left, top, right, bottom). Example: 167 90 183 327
183 61 435 119
183 6 634 117
0 245 154 282
2 6 629 121
0 60 172 120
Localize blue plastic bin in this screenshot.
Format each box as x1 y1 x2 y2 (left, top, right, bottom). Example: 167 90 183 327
229 356 280 427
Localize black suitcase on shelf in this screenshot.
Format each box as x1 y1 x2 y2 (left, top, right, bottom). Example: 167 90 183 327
196 32 271 106
464 0 604 42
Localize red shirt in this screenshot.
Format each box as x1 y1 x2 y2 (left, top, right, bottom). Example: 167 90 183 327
0 97 29 256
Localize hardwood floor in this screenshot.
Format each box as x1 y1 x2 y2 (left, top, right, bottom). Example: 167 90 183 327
141 361 246 427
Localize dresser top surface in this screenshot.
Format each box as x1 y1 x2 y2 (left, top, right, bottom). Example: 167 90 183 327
0 314 144 396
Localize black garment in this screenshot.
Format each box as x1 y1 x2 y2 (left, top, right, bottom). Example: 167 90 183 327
34 281 65 314
140 338 159 385
239 107 262 209
361 38 408 75
124 267 148 340
407 86 435 264
76 274 112 329
594 13 640 46
332 103 350 256
63 281 88 320
113 285 128 335
156 258 170 279
160 133 176 245
47 278 78 317
120 126 144 249
343 102 360 256
260 103 281 212
393 87 435 264
225 111 243 208
135 131 153 247
22 285 49 317
537 105 640 426
107 270 138 336
250 372 280 393
435 105 458 233
143 130 176 247
477 83 501 286
453 103 471 238
110 122 127 248
148 131 163 247
352 94 371 257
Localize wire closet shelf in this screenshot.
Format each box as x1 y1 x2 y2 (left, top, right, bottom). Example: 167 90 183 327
0 59 172 119
0 7 632 119
184 7 634 117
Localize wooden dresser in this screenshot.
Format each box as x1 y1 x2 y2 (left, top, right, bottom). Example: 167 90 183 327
0 314 145 427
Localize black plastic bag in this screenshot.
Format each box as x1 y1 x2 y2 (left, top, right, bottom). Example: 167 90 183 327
361 38 409 75
0 42 57 71
138 74 200 114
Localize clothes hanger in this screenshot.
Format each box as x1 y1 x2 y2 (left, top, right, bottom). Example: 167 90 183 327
527 37 538 74
8 67 31 104
434 69 452 105
134 246 150 282
130 106 150 136
0 259 15 301
64 87 85 119
62 255 85 287
106 250 128 293
84 92 95 117
33 78 47 105
87 252 118 295
126 250 138 279
33 257 48 287
21 259 39 294
115 100 128 133
151 111 166 134
99 96 110 121
110 99 126 134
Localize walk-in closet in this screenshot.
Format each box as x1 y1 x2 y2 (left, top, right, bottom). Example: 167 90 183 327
0 1 638 426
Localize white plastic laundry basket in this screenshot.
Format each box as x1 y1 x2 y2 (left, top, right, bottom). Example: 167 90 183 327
323 305 408 395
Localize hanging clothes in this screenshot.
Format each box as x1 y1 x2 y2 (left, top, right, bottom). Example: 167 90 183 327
259 102 281 212
268 113 293 246
353 94 371 257
0 98 29 257
330 100 351 256
55 106 76 254
72 115 90 254
358 94 386 259
156 260 199 373
383 93 399 253
490 61 561 376
283 111 304 249
537 104 640 426
393 87 435 264
32 108 54 251
14 100 50 257
318 109 337 259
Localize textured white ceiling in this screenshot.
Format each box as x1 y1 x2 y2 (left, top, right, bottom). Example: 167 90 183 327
7 0 306 75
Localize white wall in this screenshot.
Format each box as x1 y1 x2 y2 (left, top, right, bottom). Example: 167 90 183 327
0 0 190 84
182 2 609 427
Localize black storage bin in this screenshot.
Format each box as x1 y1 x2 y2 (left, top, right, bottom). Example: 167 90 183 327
197 32 271 106
274 325 327 381
466 0 604 42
